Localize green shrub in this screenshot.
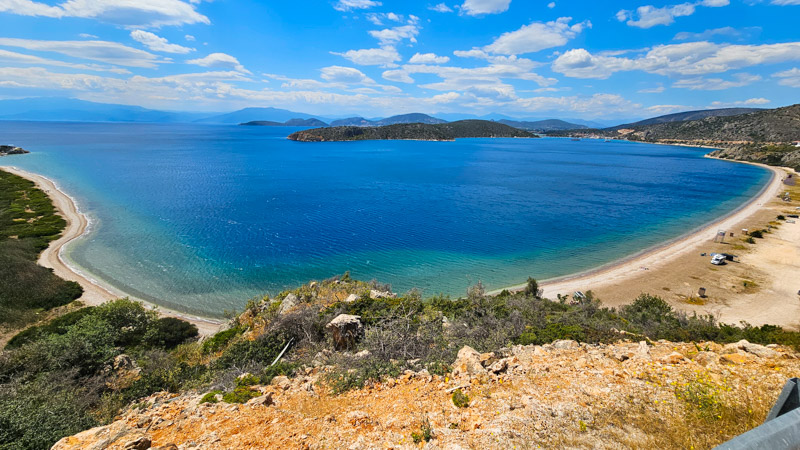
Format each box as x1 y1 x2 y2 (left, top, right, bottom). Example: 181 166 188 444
222 386 261 404
200 390 222 404
143 317 199 349
749 229 764 238
411 417 434 443
744 237 756 244
260 361 296 385
326 358 402 394
6 307 95 349
202 327 244 354
452 389 470 408
236 373 260 387
777 215 785 221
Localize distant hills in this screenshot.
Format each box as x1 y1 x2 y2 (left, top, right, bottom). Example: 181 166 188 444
498 119 586 131
330 113 447 127
195 107 324 125
0 97 212 123
241 118 328 127
288 120 535 142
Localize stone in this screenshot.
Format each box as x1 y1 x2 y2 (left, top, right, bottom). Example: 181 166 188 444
246 392 274 406
635 341 651 359
326 314 363 351
123 436 151 450
152 445 178 450
278 293 298 315
369 289 396 299
452 345 487 378
720 353 753 365
271 375 291 390
346 410 370 427
354 349 371 358
659 352 687 364
488 358 509 373
552 339 579 350
693 351 719 367
344 293 359 303
727 340 780 359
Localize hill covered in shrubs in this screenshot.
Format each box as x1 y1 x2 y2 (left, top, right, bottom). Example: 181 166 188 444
288 120 535 142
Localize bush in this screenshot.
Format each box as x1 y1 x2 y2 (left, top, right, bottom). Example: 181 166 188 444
143 317 199 349
777 215 785 221
6 307 96 349
200 390 221 404
202 326 244 354
749 229 764 239
222 386 260 404
452 389 470 408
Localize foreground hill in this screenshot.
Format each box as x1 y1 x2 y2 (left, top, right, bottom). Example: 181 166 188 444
612 107 764 129
288 120 535 142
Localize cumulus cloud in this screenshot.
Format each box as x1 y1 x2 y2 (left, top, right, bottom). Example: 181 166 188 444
616 0 728 29
482 17 590 55
331 47 401 66
672 73 761 90
548 2 556 7
429 3 453 12
774 67 800 87
409 52 450 64
673 26 761 41
0 37 164 68
382 69 415 83
185 34 196 42
460 0 511 15
320 65 374 84
130 30 193 54
551 42 800 79
369 23 420 46
0 48 130 73
187 53 249 73
0 0 209 27
333 0 381 11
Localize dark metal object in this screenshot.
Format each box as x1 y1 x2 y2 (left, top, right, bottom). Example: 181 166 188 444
715 378 800 450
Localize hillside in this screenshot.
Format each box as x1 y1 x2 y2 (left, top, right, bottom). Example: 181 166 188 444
196 107 326 125
0 97 212 123
328 113 445 127
612 107 763 129
498 118 587 131
240 118 329 127
288 120 535 142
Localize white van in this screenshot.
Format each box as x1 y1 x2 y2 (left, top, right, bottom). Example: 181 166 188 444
711 254 726 265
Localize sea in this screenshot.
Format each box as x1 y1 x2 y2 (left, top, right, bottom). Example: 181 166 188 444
0 121 771 317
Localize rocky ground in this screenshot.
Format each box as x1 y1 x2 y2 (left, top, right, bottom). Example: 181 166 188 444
54 339 799 449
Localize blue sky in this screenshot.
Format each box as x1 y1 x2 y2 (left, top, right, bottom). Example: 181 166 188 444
0 0 798 119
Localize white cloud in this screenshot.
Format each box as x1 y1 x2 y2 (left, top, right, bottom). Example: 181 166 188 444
709 98 770 107
774 67 800 87
429 3 453 12
319 66 376 85
460 0 511 15
672 73 761 90
771 0 800 4
382 69 415 83
0 0 209 27
185 34 196 42
130 30 193 54
187 53 249 73
369 23 420 46
0 48 130 73
332 47 401 66
78 33 97 39
552 42 800 79
0 37 163 68
616 0 728 29
333 0 381 11
365 12 403 25
409 52 450 64
482 17 590 55
638 85 665 93
673 26 760 41
548 2 556 7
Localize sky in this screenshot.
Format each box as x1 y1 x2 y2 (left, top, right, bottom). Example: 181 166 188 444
0 0 798 120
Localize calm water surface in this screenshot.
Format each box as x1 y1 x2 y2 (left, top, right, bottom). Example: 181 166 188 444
0 122 770 316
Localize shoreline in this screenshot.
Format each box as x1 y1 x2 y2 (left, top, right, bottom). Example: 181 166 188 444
492 157 787 299
0 165 223 336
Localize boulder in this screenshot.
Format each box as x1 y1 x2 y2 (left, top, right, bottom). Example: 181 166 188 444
246 392 274 407
344 293 359 303
326 314 363 350
123 436 151 450
635 341 651 359
271 375 291 390
659 352 688 364
723 340 779 359
720 352 753 365
552 339 579 350
278 293 298 315
452 345 487 378
369 290 396 299
693 351 720 367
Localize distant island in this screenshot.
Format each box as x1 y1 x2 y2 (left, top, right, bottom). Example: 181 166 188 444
241 118 329 127
288 120 535 142
0 145 28 156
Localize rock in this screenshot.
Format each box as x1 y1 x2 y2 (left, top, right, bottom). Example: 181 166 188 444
123 436 151 450
552 339 579 350
246 392 274 406
354 349 371 358
152 445 178 450
346 410 370 427
693 351 719 367
344 293 359 303
660 352 688 364
326 314 363 351
452 345 487 378
0 145 28 156
612 350 633 362
369 290 396 299
278 293 298 315
271 375 291 390
488 358 508 373
635 341 651 359
720 352 753 365
724 340 780 358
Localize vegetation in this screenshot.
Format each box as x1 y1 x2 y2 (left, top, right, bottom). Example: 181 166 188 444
452 389 470 408
288 120 536 142
0 169 83 327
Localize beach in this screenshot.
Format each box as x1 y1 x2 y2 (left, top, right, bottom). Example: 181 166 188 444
498 160 799 328
0 166 223 336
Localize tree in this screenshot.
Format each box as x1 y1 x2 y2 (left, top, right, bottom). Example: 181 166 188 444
524 277 541 298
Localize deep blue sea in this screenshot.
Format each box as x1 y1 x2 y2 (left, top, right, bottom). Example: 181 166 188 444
0 122 770 317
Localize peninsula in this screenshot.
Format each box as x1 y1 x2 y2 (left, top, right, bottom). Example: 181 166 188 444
0 145 28 156
287 119 535 142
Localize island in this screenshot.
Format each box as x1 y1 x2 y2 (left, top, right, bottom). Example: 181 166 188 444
0 145 29 156
240 118 329 127
287 119 536 142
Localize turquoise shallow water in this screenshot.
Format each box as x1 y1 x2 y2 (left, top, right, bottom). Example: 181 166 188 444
0 122 770 317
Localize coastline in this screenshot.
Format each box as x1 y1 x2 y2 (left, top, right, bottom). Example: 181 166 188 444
491 157 787 299
0 165 223 336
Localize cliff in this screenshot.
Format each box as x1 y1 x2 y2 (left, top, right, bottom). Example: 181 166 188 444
288 120 535 142
0 145 29 156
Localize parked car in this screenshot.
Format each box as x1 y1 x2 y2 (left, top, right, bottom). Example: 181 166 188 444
711 254 726 265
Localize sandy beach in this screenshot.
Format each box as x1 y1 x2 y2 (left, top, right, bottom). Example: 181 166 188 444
0 166 223 336
498 160 799 328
